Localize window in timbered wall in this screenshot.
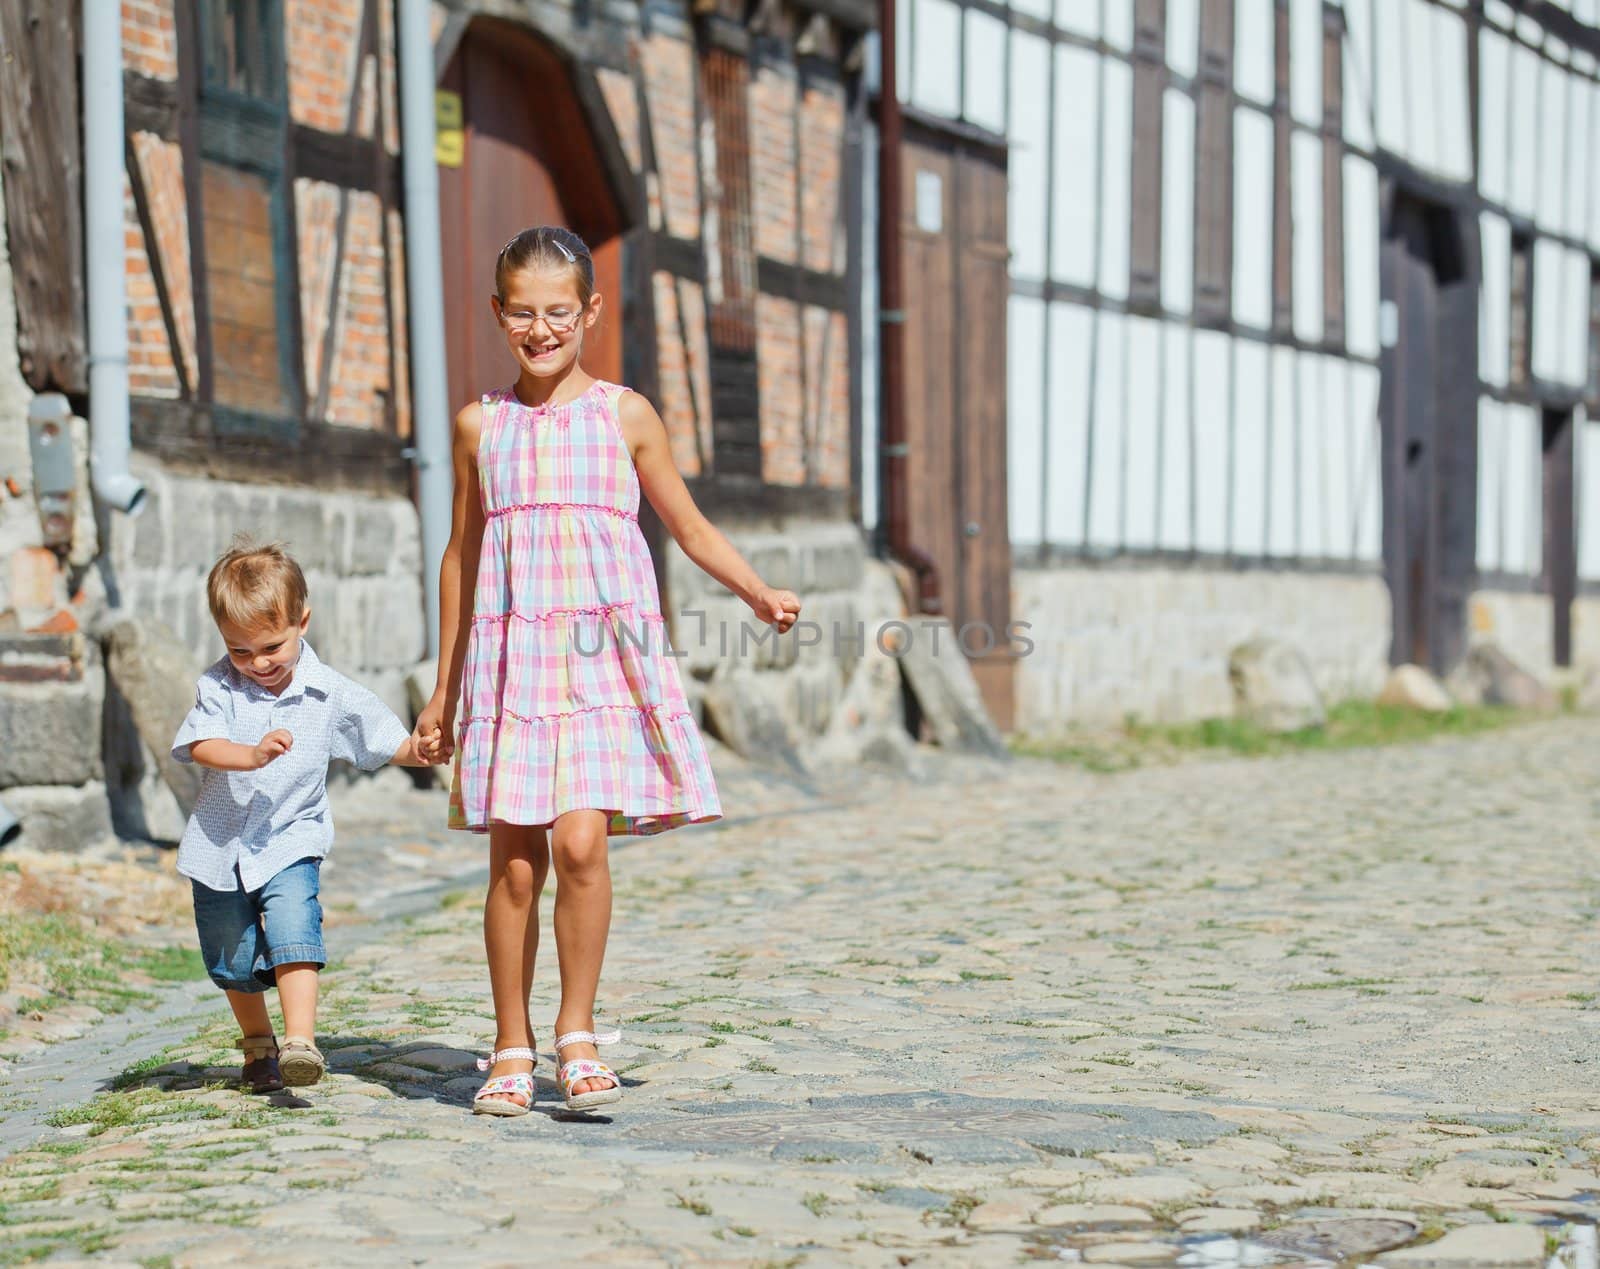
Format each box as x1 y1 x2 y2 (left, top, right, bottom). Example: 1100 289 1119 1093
198 0 298 424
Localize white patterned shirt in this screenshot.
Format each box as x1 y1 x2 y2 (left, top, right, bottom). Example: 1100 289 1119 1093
172 641 410 893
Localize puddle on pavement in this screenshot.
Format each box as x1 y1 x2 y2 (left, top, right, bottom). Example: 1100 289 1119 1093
1025 1213 1599 1267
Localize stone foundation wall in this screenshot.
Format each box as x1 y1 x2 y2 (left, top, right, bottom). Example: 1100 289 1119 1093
1013 563 1393 734
104 455 426 718
661 519 896 746
1467 589 1600 680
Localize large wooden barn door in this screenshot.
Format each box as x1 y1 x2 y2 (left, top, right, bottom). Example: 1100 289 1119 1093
437 24 624 408
900 122 1014 730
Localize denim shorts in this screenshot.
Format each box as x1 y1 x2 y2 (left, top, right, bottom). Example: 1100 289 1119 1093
191 857 325 993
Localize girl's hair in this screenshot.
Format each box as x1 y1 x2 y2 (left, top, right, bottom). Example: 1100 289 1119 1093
495 225 595 304
207 538 308 632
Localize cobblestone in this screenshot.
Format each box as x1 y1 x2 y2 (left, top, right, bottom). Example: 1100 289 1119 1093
1 720 1599 1263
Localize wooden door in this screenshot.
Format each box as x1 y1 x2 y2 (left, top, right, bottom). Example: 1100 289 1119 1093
438 24 623 411
901 125 1014 730
1379 192 1477 675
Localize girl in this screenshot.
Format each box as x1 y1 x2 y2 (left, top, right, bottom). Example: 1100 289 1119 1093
414 225 800 1117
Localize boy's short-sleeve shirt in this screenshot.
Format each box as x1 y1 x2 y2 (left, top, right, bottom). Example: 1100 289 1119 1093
171 641 409 893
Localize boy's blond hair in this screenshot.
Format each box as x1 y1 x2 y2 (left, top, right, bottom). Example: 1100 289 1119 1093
206 540 308 632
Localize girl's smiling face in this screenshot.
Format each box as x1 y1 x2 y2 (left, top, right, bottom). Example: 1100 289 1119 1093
491 267 601 381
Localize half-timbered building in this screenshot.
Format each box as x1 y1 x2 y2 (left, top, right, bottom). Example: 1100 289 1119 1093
887 0 1600 731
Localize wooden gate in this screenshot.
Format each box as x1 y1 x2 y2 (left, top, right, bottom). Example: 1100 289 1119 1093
899 122 1013 729
437 23 624 408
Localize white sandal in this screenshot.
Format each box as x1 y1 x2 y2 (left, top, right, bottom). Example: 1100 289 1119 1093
472 1046 537 1117
554 1029 623 1111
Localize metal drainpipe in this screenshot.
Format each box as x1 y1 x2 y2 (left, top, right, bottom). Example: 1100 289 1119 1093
396 1 453 660
876 0 940 614
83 0 146 514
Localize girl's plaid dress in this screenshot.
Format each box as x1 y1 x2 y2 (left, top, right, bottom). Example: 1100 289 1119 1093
449 381 722 836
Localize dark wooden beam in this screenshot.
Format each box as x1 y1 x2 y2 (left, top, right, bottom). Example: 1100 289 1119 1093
125 71 179 140
290 124 401 200
756 256 850 311
130 397 412 495
0 0 85 394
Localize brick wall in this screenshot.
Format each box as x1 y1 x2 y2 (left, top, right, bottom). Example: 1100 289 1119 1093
123 172 180 399
652 271 710 476
295 178 341 398
805 306 850 489
285 0 365 133
325 191 392 429
638 33 701 240
597 66 644 174
750 64 798 264
757 294 804 485
798 80 846 273
121 0 177 81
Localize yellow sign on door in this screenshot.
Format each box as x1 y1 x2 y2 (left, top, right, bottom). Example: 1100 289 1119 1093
435 90 464 168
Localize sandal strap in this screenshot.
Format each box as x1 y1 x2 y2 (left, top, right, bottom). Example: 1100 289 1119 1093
557 1059 618 1092
237 1034 278 1061
553 1028 620 1052
474 1073 535 1101
475 1045 537 1072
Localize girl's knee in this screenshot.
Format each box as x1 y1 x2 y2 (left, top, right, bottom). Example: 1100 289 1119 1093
490 854 545 906
552 832 609 881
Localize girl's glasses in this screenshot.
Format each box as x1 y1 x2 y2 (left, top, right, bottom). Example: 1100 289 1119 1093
500 307 582 335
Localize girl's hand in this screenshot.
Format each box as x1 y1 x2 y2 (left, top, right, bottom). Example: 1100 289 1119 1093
413 693 455 764
253 729 293 768
750 586 801 633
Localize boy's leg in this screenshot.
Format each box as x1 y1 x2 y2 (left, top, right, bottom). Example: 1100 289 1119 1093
550 809 614 1097
193 879 282 1092
255 859 327 1083
480 823 549 1107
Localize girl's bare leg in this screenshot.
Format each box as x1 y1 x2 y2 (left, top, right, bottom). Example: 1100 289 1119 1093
550 809 614 1095
481 823 549 1106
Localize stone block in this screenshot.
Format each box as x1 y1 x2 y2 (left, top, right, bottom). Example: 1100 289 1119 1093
277 492 331 571
170 488 217 572
1376 664 1453 713
211 484 276 549
366 578 426 669
814 621 922 775
130 480 167 569
1229 638 1326 733
103 618 205 815
1453 643 1559 711
802 534 866 594
701 670 804 774
897 617 1009 757
349 503 396 576
1376 1221 1542 1266
2 781 114 852
405 660 439 716
0 645 104 786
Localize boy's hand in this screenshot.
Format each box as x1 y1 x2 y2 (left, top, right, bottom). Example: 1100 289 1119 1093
253 729 293 768
417 727 447 765
749 585 801 633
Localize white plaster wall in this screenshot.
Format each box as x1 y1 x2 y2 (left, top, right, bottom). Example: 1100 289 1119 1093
1013 564 1392 733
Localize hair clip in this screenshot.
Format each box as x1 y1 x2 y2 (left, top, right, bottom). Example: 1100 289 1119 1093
551 237 577 263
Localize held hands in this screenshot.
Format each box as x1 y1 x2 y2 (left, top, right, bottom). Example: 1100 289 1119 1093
750 585 801 633
412 693 454 766
253 729 294 768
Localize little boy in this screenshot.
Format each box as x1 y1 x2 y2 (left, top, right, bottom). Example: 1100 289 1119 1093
172 541 435 1093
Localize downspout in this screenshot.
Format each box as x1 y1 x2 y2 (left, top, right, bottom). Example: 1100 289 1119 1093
876 0 939 614
83 1 146 514
396 2 452 659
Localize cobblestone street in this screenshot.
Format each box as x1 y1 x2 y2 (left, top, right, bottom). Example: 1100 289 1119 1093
2 721 1599 1266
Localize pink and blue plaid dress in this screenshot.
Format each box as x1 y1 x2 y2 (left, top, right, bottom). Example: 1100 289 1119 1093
448 381 721 836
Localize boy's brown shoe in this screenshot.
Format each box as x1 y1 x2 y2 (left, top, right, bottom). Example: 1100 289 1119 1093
279 1037 326 1087
238 1035 284 1094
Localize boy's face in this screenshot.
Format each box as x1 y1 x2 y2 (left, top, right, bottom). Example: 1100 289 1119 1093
218 608 311 694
